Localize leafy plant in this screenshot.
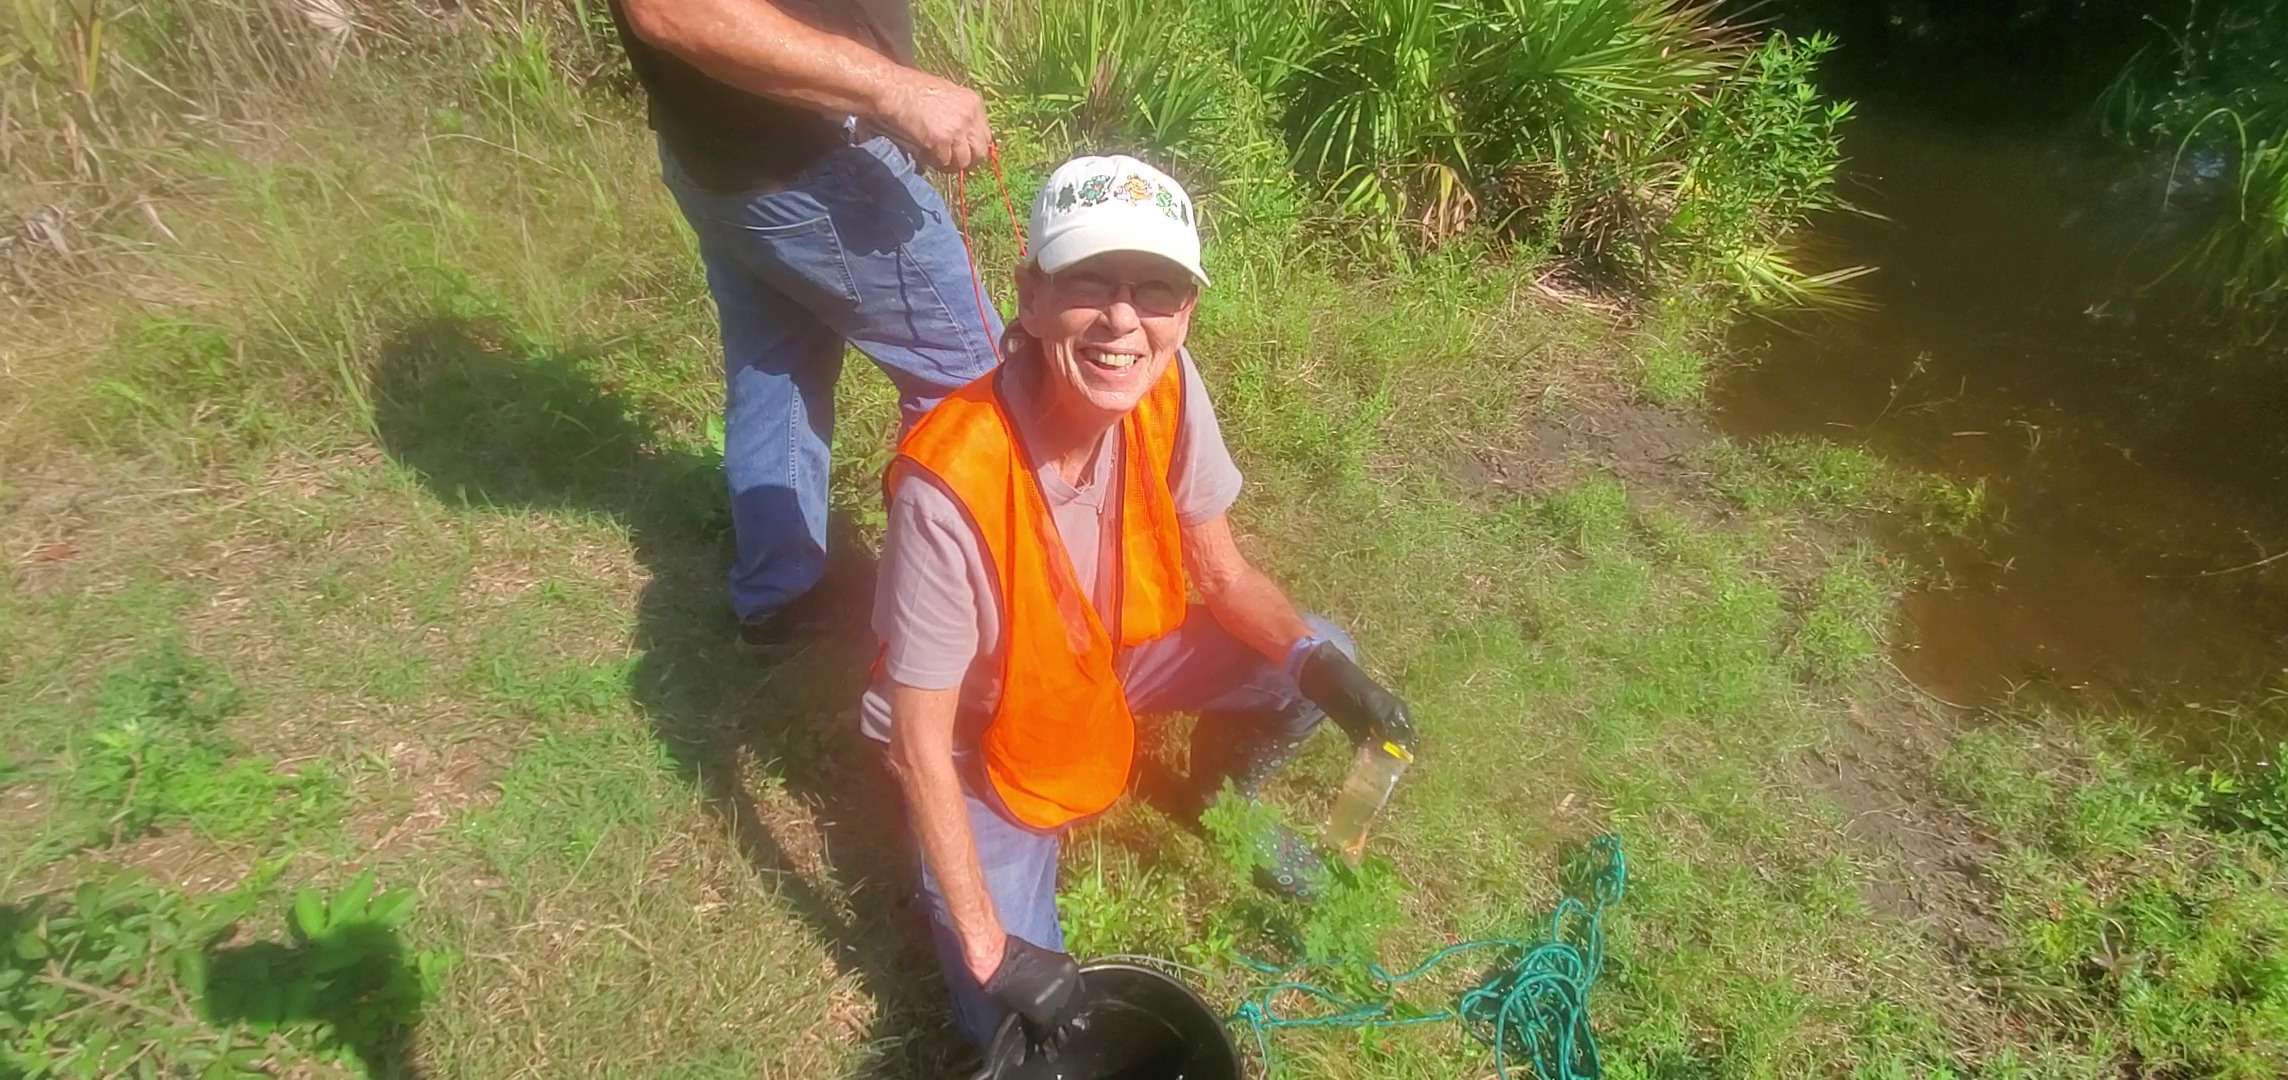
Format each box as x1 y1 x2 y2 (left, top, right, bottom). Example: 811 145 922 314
1281 0 1474 239
61 640 335 851
4 870 270 1077
1199 788 1402 989
202 871 451 1073
4 867 446 1077
1669 32 1864 302
2196 747 2288 852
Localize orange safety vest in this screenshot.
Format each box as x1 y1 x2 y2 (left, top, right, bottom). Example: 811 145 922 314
888 364 1191 829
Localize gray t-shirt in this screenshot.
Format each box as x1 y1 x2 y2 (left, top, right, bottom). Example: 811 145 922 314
860 349 1241 741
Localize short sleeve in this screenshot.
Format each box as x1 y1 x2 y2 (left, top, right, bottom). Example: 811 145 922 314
1169 349 1244 526
872 470 989 691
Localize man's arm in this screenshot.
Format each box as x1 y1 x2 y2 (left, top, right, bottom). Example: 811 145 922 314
885 682 1004 982
617 0 990 169
1183 512 1313 661
1184 512 1421 752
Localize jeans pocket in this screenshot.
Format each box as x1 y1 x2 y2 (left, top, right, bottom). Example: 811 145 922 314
744 214 863 309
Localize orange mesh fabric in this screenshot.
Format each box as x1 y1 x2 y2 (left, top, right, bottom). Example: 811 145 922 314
889 364 1189 828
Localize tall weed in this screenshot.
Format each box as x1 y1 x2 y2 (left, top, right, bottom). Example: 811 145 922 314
926 0 1244 170
2100 0 2288 332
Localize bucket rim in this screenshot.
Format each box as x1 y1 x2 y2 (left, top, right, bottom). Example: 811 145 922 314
973 958 1241 1080
1075 959 1238 1056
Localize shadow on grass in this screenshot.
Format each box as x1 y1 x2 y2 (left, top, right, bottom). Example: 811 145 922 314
369 315 960 1074
202 924 425 1078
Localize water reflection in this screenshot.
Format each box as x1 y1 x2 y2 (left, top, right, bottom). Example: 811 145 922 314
1715 110 2288 741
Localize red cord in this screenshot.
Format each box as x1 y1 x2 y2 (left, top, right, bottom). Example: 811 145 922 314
953 142 1027 361
989 143 1026 257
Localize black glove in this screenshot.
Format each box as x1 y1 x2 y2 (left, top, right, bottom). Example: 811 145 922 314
982 935 1083 1047
1297 641 1420 755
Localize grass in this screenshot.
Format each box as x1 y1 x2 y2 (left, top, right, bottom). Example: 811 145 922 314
5 6 2287 1080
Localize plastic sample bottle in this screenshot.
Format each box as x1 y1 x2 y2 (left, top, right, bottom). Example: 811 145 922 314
1322 739 1414 864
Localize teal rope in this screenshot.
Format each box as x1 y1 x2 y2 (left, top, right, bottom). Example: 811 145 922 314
1230 835 1626 1079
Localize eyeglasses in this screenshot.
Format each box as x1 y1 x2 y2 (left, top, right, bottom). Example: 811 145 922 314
1050 270 1197 317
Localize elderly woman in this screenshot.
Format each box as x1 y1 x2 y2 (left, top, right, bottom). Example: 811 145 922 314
859 155 1419 1049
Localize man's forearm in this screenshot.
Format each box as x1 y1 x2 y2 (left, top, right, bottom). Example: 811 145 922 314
1186 514 1313 662
1203 562 1314 663
620 0 907 116
888 684 1005 978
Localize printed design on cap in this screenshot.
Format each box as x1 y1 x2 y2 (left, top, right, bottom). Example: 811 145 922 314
1152 188 1188 224
1062 170 1194 226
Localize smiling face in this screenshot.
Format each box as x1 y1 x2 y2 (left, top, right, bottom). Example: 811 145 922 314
1014 250 1198 423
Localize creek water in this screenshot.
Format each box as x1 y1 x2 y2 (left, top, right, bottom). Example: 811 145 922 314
1712 109 2288 746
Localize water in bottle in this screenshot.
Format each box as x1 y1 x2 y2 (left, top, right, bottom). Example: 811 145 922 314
1322 739 1413 864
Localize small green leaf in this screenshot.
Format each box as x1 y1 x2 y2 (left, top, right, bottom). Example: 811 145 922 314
176 947 210 993
291 888 325 940
333 871 377 924
365 889 414 927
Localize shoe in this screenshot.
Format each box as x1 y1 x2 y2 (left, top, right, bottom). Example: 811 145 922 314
1184 709 1308 818
737 587 842 655
1254 821 1328 902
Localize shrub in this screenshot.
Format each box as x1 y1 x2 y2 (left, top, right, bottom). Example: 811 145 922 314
921 0 1854 299
1255 0 1854 295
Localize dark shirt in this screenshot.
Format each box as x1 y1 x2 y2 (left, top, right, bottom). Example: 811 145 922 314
607 0 913 193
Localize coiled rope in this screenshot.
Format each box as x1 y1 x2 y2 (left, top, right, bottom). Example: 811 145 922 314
1231 835 1626 1079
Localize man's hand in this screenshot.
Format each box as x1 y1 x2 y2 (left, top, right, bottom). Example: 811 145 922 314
873 69 991 171
617 0 990 170
1297 642 1420 754
981 935 1083 1039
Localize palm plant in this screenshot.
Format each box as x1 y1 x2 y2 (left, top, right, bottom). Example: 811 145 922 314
1282 0 1473 240
928 0 1233 167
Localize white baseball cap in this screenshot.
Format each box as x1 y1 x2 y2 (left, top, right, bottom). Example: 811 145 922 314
1027 154 1209 287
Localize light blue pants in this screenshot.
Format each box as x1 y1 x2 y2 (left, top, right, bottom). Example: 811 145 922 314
661 136 1003 621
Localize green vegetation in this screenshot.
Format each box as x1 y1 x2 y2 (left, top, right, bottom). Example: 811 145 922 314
1700 436 1988 534
929 0 1858 299
3 1 2284 1078
4 868 444 1076
1937 723 2288 1077
2101 0 2288 330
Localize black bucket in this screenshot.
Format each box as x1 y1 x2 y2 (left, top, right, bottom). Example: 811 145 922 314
974 962 1241 1080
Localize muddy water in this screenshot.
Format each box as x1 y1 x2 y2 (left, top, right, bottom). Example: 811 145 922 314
1713 111 2288 740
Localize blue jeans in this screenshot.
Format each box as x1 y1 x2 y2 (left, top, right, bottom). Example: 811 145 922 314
661 137 1003 621
918 608 1357 1047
